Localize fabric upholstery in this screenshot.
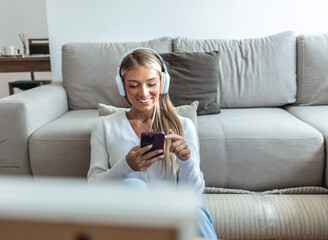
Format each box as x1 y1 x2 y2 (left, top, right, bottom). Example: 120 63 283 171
197 108 324 190
29 110 98 177
0 84 68 175
62 37 173 110
173 32 297 108
285 105 328 187
160 51 220 115
296 34 328 105
202 194 328 239
29 107 324 189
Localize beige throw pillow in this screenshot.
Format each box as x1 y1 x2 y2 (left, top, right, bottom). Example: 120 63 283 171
97 101 199 132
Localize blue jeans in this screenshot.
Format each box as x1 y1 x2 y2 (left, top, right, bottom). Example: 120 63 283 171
122 178 217 239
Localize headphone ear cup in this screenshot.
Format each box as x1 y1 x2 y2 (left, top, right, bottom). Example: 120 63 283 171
115 74 126 96
161 72 166 94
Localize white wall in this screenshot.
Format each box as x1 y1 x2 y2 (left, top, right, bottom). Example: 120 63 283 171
46 0 328 83
0 0 51 98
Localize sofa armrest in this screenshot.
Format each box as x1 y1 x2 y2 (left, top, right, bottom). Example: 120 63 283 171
0 83 69 175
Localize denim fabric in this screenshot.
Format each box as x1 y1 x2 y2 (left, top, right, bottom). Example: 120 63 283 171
197 199 217 239
122 178 217 239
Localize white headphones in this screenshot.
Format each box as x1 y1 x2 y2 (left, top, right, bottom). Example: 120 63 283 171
115 47 170 96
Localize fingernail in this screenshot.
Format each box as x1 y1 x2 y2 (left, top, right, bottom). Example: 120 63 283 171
160 155 165 158
148 144 153 148
158 149 163 153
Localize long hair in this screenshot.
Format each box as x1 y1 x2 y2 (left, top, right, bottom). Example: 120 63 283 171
120 49 184 177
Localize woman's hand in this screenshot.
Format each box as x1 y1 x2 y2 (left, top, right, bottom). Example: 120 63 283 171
165 129 191 161
125 144 164 171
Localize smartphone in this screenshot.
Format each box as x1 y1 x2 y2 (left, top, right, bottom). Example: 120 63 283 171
140 131 165 158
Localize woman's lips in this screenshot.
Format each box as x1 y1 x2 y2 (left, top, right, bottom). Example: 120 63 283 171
137 98 152 103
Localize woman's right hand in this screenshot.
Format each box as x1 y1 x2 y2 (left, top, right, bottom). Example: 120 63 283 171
125 144 164 171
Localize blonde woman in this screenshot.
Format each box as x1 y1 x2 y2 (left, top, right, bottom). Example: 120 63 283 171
87 48 217 239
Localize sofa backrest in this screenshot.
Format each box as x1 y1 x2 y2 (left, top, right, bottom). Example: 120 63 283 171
296 34 328 106
62 32 301 110
173 32 297 108
62 37 173 110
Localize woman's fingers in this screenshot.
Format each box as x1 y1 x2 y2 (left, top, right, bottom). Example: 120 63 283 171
165 129 183 142
138 144 154 156
168 138 191 160
170 139 186 152
139 154 165 171
141 149 164 161
165 133 183 141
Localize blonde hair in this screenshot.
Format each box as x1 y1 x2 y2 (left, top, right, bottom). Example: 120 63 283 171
120 49 184 178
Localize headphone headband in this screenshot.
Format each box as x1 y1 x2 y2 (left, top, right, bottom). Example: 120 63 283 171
115 47 170 96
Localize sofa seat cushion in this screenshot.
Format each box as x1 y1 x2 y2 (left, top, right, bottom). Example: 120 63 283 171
29 110 98 177
198 108 324 191
285 105 328 187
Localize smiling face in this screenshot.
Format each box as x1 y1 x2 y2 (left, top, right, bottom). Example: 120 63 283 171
123 65 161 115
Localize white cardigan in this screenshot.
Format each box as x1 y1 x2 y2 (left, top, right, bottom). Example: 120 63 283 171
87 111 205 193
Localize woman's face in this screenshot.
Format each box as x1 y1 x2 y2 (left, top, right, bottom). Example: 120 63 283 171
123 65 161 114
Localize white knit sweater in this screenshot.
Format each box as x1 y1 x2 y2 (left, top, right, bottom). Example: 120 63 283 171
87 111 205 193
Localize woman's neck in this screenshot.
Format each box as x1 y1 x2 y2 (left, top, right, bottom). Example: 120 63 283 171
127 108 154 123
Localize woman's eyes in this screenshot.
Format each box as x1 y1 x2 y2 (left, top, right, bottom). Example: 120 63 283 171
129 83 157 88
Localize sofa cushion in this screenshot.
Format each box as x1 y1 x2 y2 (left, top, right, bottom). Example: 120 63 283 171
62 37 173 110
29 110 98 177
202 194 328 239
198 108 324 190
160 51 220 115
296 34 328 105
284 105 328 187
174 32 297 108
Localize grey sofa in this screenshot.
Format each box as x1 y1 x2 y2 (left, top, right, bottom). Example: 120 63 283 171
1 31 328 239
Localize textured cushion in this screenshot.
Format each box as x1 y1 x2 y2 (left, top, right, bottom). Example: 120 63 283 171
62 37 173 110
296 34 328 105
174 32 297 108
160 51 220 115
202 194 328 239
29 110 98 177
284 105 328 187
197 108 324 190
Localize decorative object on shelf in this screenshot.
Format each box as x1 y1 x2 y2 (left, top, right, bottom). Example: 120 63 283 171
19 33 29 57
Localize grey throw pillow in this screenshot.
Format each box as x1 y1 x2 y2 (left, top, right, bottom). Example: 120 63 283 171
160 51 220 115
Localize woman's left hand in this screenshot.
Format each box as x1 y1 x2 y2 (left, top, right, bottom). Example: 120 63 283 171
165 129 191 161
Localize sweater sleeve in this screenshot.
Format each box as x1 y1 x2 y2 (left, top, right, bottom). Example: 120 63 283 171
87 117 134 184
178 118 205 193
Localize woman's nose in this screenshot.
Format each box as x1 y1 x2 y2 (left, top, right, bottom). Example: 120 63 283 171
139 85 149 96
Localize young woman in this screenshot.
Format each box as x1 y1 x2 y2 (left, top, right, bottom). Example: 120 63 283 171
87 48 217 239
